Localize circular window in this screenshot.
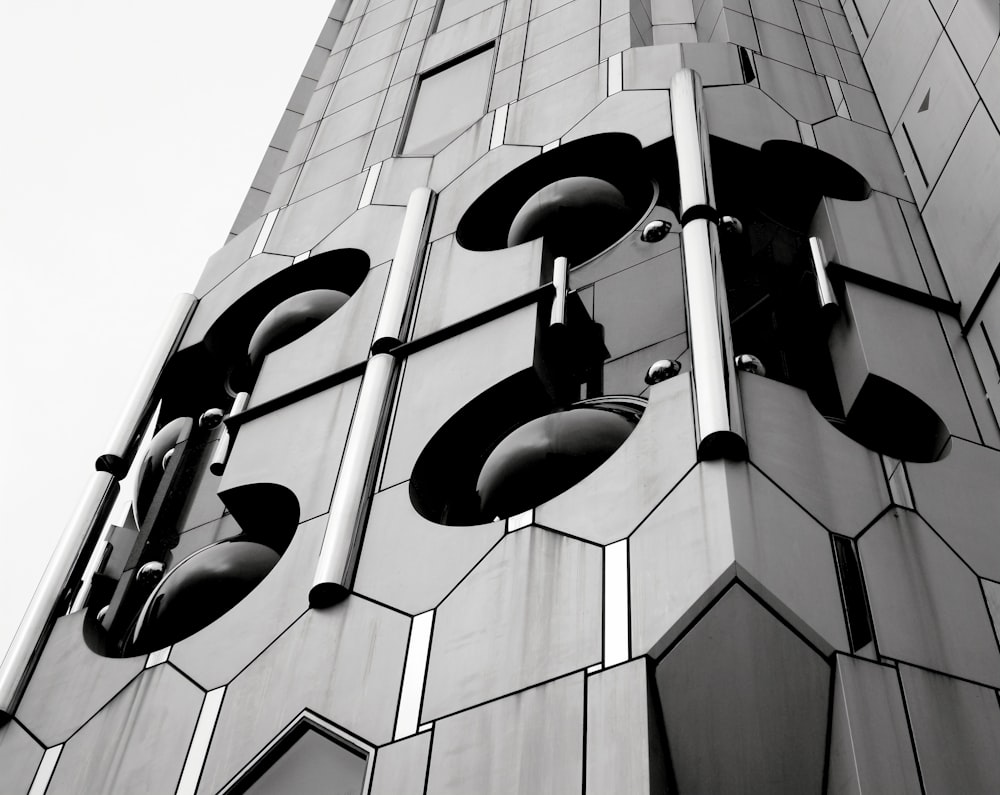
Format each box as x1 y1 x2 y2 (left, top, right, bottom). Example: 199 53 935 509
411 390 645 525
128 539 280 655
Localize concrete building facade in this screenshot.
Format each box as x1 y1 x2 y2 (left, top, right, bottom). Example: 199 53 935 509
3 0 1000 792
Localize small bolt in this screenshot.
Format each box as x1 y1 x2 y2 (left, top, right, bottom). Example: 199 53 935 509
645 359 682 385
136 561 165 585
735 353 766 376
719 215 743 235
199 407 225 429
640 219 672 242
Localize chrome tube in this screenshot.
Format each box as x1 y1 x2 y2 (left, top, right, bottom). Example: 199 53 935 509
670 69 715 222
0 472 119 720
310 353 397 606
670 69 746 460
808 236 839 321
550 255 569 327
371 188 436 353
209 391 250 476
96 294 198 477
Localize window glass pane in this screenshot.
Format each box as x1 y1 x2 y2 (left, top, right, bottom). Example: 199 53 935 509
401 48 494 155
242 729 366 795
437 0 498 31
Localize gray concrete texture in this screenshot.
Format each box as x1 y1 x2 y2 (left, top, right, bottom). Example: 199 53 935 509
9 0 1000 793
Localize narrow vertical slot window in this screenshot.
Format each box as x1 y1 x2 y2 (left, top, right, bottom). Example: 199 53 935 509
832 535 874 652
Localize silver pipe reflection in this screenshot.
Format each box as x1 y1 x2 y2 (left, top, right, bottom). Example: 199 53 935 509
550 256 569 327
371 187 436 353
97 294 198 478
670 69 746 460
310 353 397 606
0 472 119 720
808 236 839 320
313 187 436 604
209 391 250 476
670 69 715 222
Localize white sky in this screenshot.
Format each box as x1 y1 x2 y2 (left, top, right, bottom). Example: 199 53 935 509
0 2 336 659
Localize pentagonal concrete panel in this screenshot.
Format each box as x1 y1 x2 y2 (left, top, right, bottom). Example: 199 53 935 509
753 52 836 123
535 374 696 545
220 376 361 524
630 463 737 657
16 611 145 746
859 511 1000 686
370 731 432 795
586 660 668 794
705 84 800 150
826 654 921 795
631 459 848 657
563 89 672 147
742 374 888 537
45 665 202 795
168 514 325 690
250 262 389 407
0 719 43 795
354 482 505 614
426 672 584 795
196 597 408 794
728 464 849 652
899 664 1000 795
655 585 831 795
908 438 1000 580
422 527 601 721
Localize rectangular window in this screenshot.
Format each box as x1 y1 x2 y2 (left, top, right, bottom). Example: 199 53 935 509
400 46 494 156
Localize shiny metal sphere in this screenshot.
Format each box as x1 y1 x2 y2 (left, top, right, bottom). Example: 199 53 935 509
735 353 766 376
719 215 743 235
95 605 109 623
645 359 682 385
161 448 175 471
640 219 672 242
136 561 165 585
199 408 226 429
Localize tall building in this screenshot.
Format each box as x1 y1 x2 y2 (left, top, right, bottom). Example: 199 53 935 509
3 0 1000 792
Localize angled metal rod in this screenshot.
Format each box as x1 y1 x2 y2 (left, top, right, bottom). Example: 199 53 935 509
670 68 746 460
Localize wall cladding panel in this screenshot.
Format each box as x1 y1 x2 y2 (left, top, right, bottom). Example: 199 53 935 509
422 527 601 721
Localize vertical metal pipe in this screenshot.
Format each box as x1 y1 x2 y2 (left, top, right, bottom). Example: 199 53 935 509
209 391 250 476
809 236 839 321
312 186 437 606
670 69 716 223
550 255 569 327
310 353 397 606
670 68 746 460
371 187 436 352
96 294 198 477
0 472 119 720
